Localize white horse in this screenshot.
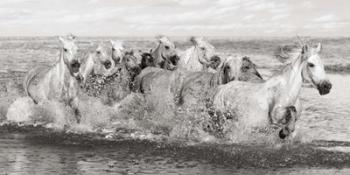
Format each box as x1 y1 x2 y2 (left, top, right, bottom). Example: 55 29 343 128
81 40 140 105
81 42 117 85
133 56 263 115
177 56 263 108
19 35 83 122
178 37 218 72
139 35 179 70
211 43 332 139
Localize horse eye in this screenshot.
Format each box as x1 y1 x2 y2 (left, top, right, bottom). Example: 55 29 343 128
63 48 68 52
112 48 116 51
164 46 170 50
96 51 101 55
308 63 315 68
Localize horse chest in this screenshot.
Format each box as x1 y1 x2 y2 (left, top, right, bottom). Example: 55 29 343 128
187 57 203 71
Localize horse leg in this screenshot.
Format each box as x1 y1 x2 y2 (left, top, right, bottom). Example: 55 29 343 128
68 97 81 124
294 98 302 120
279 105 297 139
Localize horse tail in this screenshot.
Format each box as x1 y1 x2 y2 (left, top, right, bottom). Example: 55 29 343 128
23 67 43 104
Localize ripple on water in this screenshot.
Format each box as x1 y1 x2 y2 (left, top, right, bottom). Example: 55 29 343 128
295 74 350 143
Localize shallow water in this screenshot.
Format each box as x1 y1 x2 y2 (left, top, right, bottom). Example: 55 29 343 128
297 74 350 143
1 38 350 174
0 127 350 175
0 74 349 175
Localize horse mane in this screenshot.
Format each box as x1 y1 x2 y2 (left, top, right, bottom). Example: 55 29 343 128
189 36 197 45
276 47 303 75
274 44 300 63
155 34 166 38
273 37 315 75
189 36 205 46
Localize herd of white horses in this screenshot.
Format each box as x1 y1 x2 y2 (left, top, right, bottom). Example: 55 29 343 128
5 35 332 140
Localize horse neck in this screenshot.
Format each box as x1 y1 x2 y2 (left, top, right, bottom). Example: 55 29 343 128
151 44 162 62
210 71 223 86
56 49 71 85
264 53 305 106
119 61 131 77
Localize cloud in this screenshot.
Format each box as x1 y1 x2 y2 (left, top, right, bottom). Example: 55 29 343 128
301 1 314 9
0 0 36 5
243 14 255 21
0 0 349 36
173 0 212 6
270 13 289 21
314 14 338 22
215 0 240 6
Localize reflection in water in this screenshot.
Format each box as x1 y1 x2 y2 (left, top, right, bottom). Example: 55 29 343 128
0 135 234 175
0 130 350 175
0 138 82 174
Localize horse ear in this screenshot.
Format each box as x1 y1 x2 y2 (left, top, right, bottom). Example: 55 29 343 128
316 43 322 53
156 35 166 43
58 36 66 44
301 45 308 55
109 40 115 47
189 36 197 45
67 34 76 40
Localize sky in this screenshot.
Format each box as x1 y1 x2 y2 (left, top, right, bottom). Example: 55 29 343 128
0 0 349 37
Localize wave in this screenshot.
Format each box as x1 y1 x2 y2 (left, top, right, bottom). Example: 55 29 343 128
1 123 350 169
325 64 350 73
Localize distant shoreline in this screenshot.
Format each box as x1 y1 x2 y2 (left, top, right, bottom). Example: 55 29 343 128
0 36 349 41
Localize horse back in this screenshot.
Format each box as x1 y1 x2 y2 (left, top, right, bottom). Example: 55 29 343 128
177 71 216 106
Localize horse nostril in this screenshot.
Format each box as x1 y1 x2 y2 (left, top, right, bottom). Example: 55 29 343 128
104 60 112 69
325 82 332 90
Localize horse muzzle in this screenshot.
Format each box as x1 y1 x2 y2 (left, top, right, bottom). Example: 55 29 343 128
279 127 290 139
209 55 221 69
169 55 180 65
104 60 112 70
70 61 81 73
317 80 332 95
75 73 83 83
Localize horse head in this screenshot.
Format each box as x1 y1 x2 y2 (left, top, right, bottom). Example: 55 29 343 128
301 43 332 95
111 40 124 64
219 56 262 84
140 52 155 69
122 49 141 76
154 35 180 69
111 40 141 75
58 35 83 81
92 42 116 76
208 55 221 70
189 36 218 68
